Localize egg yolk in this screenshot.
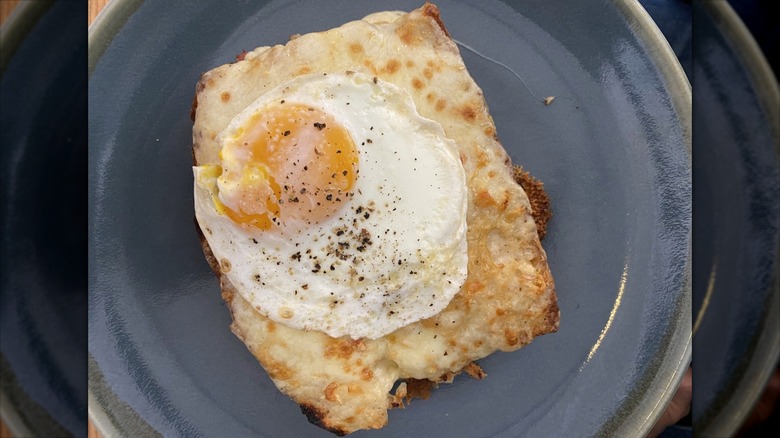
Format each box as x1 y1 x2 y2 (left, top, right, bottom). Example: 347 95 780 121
216 103 359 231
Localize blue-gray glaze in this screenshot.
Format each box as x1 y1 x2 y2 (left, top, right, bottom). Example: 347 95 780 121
640 0 692 79
691 2 780 433
0 2 88 436
89 1 690 436
639 3 694 436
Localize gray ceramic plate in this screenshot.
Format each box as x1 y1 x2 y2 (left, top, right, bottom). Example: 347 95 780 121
691 1 780 435
1 2 87 437
88 1 691 437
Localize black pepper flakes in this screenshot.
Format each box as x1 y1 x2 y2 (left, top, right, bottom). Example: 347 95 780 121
283 130 291 136
313 122 326 130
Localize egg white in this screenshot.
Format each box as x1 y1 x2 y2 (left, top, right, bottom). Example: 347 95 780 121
194 72 468 339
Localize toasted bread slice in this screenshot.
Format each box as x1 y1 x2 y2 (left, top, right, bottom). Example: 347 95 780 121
192 3 558 434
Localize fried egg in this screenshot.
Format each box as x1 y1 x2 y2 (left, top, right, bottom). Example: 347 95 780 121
194 72 468 340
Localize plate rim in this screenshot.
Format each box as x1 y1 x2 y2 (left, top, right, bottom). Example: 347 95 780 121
86 0 692 436
1 2 65 437
606 1 692 435
692 1 780 435
0 390 33 438
0 0 51 75
703 2 779 145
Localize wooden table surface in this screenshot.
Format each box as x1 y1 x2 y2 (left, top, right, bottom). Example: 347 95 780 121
0 3 106 438
90 0 109 23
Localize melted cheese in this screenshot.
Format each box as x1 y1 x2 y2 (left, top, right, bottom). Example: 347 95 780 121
193 3 558 434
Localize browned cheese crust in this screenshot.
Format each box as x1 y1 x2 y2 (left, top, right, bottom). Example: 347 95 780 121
512 165 552 240
192 3 558 435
